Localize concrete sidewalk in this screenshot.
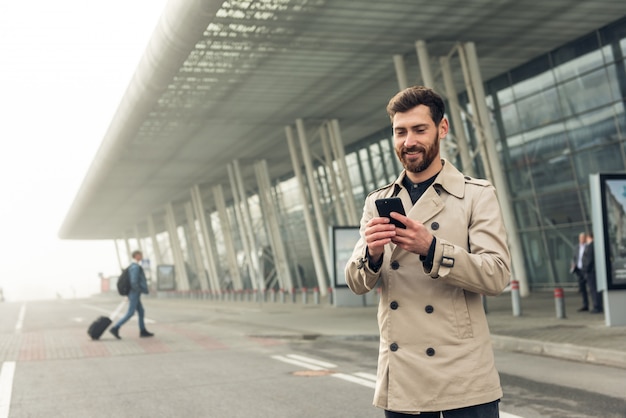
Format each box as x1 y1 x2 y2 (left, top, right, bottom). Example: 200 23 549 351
150 287 626 369
484 290 626 369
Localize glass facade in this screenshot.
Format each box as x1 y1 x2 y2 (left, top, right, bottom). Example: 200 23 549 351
332 15 626 291
178 16 626 293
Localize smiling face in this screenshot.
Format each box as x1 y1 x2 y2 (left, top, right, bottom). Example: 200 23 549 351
392 104 448 182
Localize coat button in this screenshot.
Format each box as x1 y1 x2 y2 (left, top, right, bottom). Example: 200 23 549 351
390 301 399 310
390 343 399 352
431 222 439 230
426 347 435 356
464 176 471 180
425 305 434 314
391 261 400 270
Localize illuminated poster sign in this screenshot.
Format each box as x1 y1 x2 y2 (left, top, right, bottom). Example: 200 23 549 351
330 226 361 288
596 174 626 290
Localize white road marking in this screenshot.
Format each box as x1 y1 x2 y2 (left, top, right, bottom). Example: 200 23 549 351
285 354 337 369
271 355 327 371
352 372 377 381
14 304 25 333
0 362 16 418
332 372 377 388
272 354 525 417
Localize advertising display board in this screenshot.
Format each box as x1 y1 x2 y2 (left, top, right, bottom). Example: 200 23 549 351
590 173 626 326
156 264 176 291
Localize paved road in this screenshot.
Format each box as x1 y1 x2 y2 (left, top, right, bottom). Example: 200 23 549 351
1 297 624 417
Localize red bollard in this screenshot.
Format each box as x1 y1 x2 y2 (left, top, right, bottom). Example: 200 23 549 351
511 280 521 316
554 287 566 319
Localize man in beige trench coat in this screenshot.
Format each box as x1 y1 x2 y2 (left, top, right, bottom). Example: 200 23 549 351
345 86 511 417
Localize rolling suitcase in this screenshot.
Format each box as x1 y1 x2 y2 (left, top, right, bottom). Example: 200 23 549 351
87 316 112 340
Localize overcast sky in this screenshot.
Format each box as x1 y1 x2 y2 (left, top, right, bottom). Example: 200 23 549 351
0 0 168 301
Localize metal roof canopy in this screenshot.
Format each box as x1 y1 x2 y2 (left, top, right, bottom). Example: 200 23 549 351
59 0 625 240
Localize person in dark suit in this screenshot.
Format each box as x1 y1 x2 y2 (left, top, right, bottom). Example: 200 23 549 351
571 232 588 311
582 233 602 313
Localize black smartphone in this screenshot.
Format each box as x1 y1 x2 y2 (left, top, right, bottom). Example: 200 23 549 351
375 197 406 228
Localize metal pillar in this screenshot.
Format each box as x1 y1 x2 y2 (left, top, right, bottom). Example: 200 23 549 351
213 184 243 291
457 44 494 183
228 160 262 293
123 235 132 263
254 159 294 293
462 42 529 296
114 239 124 270
285 125 328 296
328 119 360 225
319 125 346 225
415 39 449 162
393 54 409 90
296 119 330 263
191 185 222 294
440 55 475 177
147 213 163 267
415 40 435 87
184 202 209 291
164 202 190 291
133 225 144 253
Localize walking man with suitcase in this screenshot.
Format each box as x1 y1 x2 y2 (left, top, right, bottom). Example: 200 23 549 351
110 250 154 339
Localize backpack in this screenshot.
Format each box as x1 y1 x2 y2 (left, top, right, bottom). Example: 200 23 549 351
116 267 131 296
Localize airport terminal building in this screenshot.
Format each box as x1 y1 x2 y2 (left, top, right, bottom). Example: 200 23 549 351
59 1 626 298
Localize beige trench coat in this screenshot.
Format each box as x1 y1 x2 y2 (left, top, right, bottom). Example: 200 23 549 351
345 160 511 413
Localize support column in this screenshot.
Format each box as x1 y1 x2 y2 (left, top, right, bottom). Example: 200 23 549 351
462 42 529 296
458 43 493 182
114 239 123 270
213 184 243 291
184 202 209 291
228 161 262 292
296 119 329 264
286 125 328 296
328 119 360 225
415 40 435 88
320 125 346 225
133 225 144 253
393 54 409 90
147 214 163 267
255 159 294 292
191 185 222 294
415 39 449 161
440 55 475 177
123 235 132 263
165 202 190 291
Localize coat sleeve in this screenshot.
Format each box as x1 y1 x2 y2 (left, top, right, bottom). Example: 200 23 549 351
425 184 511 296
129 264 141 292
345 196 382 295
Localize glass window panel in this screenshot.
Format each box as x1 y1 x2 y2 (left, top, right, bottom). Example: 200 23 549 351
500 102 521 135
358 148 373 191
536 188 581 225
510 55 552 97
547 226 588 287
530 155 576 197
520 230 552 287
557 67 618 117
573 143 625 185
513 198 540 230
516 87 562 131
552 33 601 80
566 106 621 152
519 123 569 164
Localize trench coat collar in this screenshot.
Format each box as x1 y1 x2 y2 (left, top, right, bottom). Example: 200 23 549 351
390 159 465 199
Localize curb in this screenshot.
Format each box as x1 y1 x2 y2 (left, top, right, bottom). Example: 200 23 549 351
491 334 626 369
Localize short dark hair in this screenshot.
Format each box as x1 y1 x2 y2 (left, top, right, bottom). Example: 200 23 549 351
131 250 142 259
386 86 445 125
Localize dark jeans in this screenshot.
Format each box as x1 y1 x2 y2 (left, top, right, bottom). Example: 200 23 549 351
384 400 499 418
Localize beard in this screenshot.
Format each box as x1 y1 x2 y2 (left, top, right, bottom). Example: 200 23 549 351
396 133 440 174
